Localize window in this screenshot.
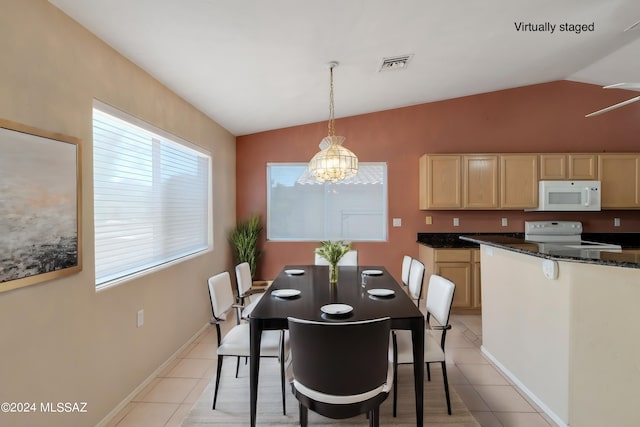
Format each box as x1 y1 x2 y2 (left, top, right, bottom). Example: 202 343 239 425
267 163 387 241
93 101 211 287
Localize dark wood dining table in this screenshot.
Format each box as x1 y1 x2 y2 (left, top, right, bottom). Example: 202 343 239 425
249 265 425 426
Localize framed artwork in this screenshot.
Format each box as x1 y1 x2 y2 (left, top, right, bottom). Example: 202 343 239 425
0 119 82 292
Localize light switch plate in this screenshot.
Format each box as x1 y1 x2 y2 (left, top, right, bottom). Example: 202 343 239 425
392 218 402 227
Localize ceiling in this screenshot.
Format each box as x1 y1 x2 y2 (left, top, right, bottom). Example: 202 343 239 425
49 0 640 136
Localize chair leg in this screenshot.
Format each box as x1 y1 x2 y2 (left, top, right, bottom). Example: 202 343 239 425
235 356 240 378
299 402 308 427
426 361 431 381
391 331 398 417
212 356 224 409
369 406 380 427
441 361 452 415
280 351 286 415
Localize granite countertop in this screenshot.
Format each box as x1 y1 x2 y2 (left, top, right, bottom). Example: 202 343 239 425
459 234 640 269
417 232 524 248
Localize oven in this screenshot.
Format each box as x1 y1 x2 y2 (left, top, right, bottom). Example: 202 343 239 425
524 221 621 258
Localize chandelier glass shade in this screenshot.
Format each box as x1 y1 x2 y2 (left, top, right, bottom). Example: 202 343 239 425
308 62 358 182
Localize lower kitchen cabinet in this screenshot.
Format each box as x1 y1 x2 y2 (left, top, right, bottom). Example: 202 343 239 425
418 245 481 312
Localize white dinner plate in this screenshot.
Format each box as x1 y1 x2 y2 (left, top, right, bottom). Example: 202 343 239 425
272 289 301 298
320 304 353 315
362 269 383 276
284 269 305 275
367 289 395 297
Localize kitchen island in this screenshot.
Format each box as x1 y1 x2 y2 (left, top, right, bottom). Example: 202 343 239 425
460 235 640 427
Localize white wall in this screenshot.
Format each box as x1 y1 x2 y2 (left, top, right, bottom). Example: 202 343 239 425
0 1 236 426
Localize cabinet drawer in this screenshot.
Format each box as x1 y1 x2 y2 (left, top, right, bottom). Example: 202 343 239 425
434 249 471 262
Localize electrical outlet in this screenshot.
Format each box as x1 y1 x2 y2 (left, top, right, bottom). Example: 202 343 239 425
392 218 402 227
137 309 144 327
453 218 460 227
614 218 621 227
425 216 432 225
501 218 508 227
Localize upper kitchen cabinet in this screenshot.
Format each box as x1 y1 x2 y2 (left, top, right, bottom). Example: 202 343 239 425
463 155 499 209
539 154 597 180
598 154 640 208
419 154 462 209
500 154 539 209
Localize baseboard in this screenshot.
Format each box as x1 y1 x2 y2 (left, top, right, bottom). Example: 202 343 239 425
480 345 567 427
95 322 210 427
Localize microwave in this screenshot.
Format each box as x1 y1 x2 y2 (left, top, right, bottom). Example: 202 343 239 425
532 180 601 211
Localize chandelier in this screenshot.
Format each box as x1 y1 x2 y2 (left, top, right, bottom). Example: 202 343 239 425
308 62 358 182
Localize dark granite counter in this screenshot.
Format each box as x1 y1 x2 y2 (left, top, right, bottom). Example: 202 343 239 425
459 234 640 269
417 232 524 248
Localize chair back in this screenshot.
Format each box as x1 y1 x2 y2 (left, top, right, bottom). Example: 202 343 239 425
208 272 234 320
407 259 426 302
314 250 358 266
401 255 412 286
235 262 252 296
426 274 456 327
288 317 390 396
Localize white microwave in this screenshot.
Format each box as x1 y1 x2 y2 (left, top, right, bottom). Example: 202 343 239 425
532 180 601 211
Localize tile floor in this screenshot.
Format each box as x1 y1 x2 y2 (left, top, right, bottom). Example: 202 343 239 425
105 313 557 427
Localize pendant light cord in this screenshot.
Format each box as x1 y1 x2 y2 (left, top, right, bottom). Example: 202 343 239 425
328 65 335 137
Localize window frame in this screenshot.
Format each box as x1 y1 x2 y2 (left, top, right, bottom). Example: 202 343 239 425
92 100 213 290
266 162 388 242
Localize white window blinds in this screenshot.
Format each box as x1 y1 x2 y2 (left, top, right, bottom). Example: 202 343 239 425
93 103 211 286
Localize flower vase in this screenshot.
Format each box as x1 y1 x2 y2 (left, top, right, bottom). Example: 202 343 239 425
329 263 338 284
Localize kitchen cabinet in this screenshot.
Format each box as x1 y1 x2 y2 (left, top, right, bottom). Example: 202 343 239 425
463 155 499 208
598 154 640 208
419 154 461 209
500 154 538 209
539 154 597 180
418 245 481 312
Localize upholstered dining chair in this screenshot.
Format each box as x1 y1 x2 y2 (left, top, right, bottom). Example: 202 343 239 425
207 271 289 414
391 274 456 416
401 255 413 287
314 250 358 266
287 317 393 427
235 262 265 319
407 259 426 306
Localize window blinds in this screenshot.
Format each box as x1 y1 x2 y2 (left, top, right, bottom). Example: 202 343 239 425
93 104 211 286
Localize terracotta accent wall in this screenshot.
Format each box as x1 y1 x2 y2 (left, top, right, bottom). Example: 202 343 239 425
237 80 640 281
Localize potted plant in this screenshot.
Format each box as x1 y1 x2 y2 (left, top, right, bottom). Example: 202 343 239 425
315 240 352 284
229 215 262 279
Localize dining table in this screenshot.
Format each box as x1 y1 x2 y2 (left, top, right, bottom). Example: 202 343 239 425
249 265 425 426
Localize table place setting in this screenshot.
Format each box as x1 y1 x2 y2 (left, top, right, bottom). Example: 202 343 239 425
271 289 301 298
284 269 304 275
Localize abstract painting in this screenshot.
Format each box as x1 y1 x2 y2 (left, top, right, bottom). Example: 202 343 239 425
0 119 82 292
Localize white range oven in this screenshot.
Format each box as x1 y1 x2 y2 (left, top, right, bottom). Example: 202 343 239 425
524 221 621 258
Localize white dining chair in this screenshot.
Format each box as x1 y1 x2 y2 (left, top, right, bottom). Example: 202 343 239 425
314 250 358 266
401 255 413 287
235 262 265 319
407 259 426 306
391 274 455 416
208 271 289 415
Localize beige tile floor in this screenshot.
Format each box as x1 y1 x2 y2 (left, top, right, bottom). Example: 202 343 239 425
105 313 557 427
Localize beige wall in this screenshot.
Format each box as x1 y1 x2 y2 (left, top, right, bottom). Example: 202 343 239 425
480 246 640 427
0 1 235 426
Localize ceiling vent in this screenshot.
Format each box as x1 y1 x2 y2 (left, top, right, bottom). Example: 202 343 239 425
379 55 413 72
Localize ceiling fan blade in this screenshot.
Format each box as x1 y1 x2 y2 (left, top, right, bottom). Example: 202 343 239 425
585 95 640 117
604 83 640 91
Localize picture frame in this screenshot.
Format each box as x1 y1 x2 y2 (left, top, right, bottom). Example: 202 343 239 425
0 118 82 292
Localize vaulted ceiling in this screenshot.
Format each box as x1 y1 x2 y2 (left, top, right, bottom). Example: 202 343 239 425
50 0 640 135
